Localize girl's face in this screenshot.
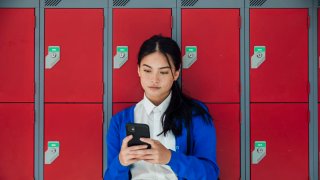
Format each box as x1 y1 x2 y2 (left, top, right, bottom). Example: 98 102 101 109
138 51 179 106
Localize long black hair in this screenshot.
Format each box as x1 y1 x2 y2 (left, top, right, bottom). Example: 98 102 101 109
138 35 212 137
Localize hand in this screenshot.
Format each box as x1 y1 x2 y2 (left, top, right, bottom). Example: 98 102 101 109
118 135 148 166
132 138 172 165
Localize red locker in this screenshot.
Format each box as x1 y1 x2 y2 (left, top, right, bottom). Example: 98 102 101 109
206 104 240 180
0 9 34 102
181 9 240 103
250 9 308 103
44 104 102 180
45 9 103 103
113 103 135 115
250 103 308 180
112 9 172 103
0 103 34 180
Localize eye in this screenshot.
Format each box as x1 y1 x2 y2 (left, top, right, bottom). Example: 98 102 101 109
144 69 151 73
160 71 169 75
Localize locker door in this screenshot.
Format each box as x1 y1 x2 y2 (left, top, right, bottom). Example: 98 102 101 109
206 104 240 180
250 9 308 102
113 103 135 115
44 104 102 180
182 9 240 103
0 104 34 180
0 9 34 102
250 103 308 180
113 9 172 103
45 9 103 103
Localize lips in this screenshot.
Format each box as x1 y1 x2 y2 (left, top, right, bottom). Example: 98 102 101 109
149 86 160 90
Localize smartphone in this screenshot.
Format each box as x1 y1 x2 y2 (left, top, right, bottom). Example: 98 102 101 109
126 123 151 149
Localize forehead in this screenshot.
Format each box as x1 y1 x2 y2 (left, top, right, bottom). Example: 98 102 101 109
140 51 173 68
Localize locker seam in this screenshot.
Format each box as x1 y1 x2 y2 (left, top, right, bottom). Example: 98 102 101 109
171 15 173 30
34 15 36 29
103 15 105 30
308 108 310 124
103 82 105 97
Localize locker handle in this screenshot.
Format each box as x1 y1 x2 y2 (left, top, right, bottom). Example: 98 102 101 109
182 46 197 69
114 46 128 69
45 141 60 164
45 46 60 69
252 141 266 164
251 46 266 69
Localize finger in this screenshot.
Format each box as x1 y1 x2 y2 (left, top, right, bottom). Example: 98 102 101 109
127 145 148 151
125 158 141 165
121 135 133 149
140 154 156 161
130 148 153 155
140 138 155 147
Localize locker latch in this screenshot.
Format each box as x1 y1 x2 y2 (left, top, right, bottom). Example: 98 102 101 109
183 46 197 69
251 46 266 69
252 141 266 164
45 141 60 164
45 46 60 69
114 46 128 69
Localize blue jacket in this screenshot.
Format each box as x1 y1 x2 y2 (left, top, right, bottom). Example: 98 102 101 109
104 103 219 180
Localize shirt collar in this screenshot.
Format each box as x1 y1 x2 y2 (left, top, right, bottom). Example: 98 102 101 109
143 92 172 115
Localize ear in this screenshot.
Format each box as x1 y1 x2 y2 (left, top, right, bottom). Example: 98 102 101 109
137 65 141 77
173 70 180 81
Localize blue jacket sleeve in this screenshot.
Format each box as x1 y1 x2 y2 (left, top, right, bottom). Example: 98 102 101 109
167 113 219 179
103 115 130 180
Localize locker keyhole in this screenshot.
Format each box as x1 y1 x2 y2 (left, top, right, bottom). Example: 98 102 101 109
256 53 263 58
50 148 57 153
257 147 264 153
119 52 125 58
51 53 57 58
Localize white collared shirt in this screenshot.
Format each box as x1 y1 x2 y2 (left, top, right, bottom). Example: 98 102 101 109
131 92 177 180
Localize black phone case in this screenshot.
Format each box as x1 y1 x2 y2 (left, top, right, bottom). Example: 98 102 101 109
126 123 151 149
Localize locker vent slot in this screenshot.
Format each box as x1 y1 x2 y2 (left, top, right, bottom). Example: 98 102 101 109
181 0 198 7
45 0 62 6
250 0 267 6
113 0 130 6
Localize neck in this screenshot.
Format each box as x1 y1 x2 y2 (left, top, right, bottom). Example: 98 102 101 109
146 92 170 106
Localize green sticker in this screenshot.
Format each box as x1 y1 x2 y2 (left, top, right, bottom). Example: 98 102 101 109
186 46 197 53
117 47 128 53
49 47 60 53
255 142 266 148
49 142 60 148
254 46 265 53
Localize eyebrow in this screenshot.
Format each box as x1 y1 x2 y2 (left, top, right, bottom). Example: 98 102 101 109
142 64 171 70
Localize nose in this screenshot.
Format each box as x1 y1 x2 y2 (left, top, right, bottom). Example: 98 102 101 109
150 72 160 84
